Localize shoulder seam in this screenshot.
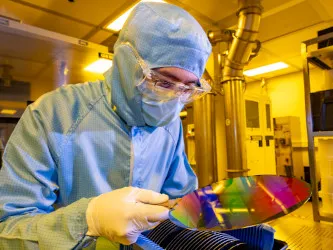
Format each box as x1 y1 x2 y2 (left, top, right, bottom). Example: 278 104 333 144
163 126 177 144
55 93 105 166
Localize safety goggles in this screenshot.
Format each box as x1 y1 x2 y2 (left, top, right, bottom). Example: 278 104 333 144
137 69 211 103
121 42 211 103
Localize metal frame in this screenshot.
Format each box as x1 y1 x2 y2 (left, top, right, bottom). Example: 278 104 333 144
302 31 333 223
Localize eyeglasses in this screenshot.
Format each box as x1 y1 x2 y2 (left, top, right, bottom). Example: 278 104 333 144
137 69 211 103
120 42 211 103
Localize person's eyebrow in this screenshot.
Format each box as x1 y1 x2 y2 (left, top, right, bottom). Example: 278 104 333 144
155 71 198 84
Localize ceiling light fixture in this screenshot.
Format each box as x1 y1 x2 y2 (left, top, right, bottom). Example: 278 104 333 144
1 109 17 115
84 59 113 74
243 62 289 77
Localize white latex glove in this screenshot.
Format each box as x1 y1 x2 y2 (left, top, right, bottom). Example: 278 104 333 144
86 186 169 245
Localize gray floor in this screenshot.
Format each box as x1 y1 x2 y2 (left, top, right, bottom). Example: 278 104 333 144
268 202 333 249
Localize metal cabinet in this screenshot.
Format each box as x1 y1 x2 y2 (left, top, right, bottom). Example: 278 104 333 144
274 116 304 180
244 93 276 176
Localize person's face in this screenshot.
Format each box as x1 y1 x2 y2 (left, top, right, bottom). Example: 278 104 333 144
154 67 199 86
139 66 210 104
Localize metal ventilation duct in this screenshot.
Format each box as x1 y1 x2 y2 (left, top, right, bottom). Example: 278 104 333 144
193 70 217 187
222 0 263 177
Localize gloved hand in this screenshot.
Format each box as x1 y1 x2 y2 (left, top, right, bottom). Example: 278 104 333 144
86 186 170 245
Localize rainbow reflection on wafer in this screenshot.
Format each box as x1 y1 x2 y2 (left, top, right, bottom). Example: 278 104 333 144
169 175 311 230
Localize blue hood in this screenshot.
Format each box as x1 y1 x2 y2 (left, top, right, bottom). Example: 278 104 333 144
104 2 212 126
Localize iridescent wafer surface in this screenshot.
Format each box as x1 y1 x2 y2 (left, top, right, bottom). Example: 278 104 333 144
169 175 311 230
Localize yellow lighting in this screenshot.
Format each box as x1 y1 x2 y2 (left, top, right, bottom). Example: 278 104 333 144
84 59 113 74
180 111 187 118
257 182 288 214
1 109 17 115
106 0 165 32
215 208 255 213
243 62 289 77
208 31 214 39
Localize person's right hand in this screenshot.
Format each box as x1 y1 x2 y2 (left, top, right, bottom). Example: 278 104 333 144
85 186 170 245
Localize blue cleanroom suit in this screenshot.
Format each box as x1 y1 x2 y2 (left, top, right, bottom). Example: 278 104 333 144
0 2 211 249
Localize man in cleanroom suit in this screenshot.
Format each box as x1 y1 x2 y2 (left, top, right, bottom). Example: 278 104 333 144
0 2 212 249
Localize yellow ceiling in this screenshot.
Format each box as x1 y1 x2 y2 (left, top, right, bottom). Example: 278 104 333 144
1 0 333 85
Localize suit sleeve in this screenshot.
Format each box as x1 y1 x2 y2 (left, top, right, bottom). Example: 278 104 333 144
161 121 198 199
0 105 91 250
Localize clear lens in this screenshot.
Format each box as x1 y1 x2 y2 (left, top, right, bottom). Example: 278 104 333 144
137 73 211 103
137 78 180 102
